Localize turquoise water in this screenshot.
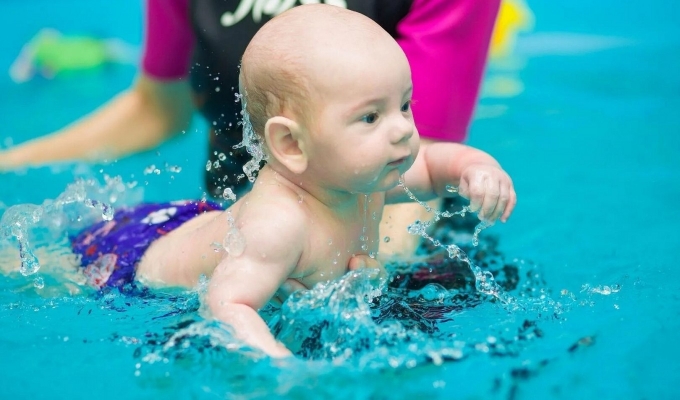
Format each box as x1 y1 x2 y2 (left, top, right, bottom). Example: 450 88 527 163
1 1 679 399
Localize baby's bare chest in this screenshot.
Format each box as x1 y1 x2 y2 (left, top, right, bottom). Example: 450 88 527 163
296 206 382 287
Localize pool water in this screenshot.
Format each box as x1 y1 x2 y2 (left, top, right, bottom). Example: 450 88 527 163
1 0 679 399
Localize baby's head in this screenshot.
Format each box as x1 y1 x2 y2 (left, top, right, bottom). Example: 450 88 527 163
241 4 419 193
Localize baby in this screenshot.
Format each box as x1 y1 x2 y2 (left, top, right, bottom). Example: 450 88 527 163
70 4 516 357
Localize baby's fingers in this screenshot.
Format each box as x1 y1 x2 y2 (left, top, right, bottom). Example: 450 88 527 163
488 183 511 222
459 180 483 214
479 179 501 222
500 186 517 223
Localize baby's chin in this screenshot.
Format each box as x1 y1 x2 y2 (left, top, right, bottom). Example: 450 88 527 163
350 162 413 193
370 169 405 193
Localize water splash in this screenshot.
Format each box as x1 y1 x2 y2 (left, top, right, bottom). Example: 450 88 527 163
359 195 370 252
234 92 267 183
472 220 492 247
0 177 132 280
398 176 490 242
222 187 236 202
398 176 520 308
273 268 391 361
268 266 542 369
127 249 572 396
83 199 114 221
222 211 245 257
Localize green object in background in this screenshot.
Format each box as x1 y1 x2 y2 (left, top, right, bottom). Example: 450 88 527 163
33 33 108 72
10 28 137 83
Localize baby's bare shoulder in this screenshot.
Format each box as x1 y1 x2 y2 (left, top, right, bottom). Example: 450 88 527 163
234 185 310 242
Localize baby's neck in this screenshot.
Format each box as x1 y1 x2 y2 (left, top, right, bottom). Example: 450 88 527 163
258 165 369 212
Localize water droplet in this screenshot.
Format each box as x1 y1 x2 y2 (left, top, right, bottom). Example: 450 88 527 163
445 184 458 193
383 236 390 243
101 204 114 221
143 164 160 175
224 229 245 256
33 276 44 289
222 188 236 202
471 220 491 246
205 160 212 171
223 212 245 256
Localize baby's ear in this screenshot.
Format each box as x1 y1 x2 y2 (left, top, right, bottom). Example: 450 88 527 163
264 116 308 174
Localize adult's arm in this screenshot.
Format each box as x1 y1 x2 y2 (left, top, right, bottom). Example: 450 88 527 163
0 0 195 169
397 0 500 142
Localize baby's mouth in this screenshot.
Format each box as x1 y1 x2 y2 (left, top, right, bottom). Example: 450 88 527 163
387 157 407 167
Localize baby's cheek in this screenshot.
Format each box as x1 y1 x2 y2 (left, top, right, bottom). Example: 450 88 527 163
411 138 421 158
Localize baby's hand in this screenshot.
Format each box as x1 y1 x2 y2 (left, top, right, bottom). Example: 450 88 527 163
349 254 387 284
458 163 516 223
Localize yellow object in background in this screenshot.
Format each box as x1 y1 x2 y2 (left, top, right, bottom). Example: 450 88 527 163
478 1 534 109
489 0 534 60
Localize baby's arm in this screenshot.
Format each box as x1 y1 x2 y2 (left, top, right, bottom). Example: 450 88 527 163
387 142 516 223
205 203 307 358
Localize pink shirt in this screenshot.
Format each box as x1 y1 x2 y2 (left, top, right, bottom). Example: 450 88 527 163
141 0 499 142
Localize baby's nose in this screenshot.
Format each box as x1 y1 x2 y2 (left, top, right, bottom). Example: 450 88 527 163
391 115 414 144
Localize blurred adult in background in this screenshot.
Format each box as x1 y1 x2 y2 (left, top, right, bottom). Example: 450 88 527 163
0 0 500 256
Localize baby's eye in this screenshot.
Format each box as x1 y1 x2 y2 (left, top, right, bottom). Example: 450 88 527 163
361 112 379 124
401 100 412 112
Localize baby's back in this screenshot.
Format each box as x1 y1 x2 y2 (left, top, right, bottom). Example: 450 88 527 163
135 208 227 288
137 167 384 292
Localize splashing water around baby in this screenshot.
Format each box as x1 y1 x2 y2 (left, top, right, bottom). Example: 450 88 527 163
234 92 267 183
396 176 520 307
0 177 127 287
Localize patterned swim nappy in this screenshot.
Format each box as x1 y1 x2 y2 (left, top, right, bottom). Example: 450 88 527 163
71 200 223 289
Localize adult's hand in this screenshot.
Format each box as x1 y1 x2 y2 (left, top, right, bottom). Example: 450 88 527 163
348 254 387 284
271 254 387 305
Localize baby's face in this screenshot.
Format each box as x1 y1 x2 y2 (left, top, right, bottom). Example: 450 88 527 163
301 38 420 194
